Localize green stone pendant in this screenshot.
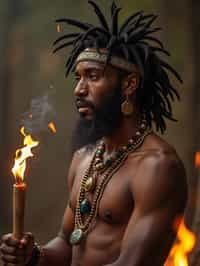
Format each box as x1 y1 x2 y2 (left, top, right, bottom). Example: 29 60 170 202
80 199 91 214
69 228 83 245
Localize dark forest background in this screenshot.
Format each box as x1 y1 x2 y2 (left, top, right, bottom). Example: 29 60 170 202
0 0 200 265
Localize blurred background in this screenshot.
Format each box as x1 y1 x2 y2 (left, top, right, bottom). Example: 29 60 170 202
0 0 200 264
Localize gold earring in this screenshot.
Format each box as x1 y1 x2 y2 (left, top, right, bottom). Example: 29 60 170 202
121 93 133 116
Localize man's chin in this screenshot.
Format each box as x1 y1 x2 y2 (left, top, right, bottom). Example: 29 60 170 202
79 112 94 120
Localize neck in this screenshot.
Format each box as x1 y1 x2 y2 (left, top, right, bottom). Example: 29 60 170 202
103 115 140 154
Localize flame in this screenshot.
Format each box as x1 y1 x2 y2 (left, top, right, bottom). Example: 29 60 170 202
48 122 57 133
56 24 61 33
165 219 196 266
12 127 39 183
195 151 200 168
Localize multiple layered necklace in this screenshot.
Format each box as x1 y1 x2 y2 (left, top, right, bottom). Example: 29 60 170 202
69 122 151 245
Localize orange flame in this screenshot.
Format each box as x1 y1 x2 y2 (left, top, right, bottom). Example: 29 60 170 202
57 24 61 33
12 127 39 184
165 219 196 266
48 122 57 133
195 151 200 168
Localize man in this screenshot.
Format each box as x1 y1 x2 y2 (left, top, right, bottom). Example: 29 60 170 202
0 1 187 266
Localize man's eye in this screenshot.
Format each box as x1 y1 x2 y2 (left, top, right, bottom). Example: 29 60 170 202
89 74 98 81
75 76 81 81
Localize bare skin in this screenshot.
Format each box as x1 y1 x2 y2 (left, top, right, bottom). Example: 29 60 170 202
0 61 187 266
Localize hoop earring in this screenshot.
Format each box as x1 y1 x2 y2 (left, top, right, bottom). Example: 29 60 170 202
121 93 133 116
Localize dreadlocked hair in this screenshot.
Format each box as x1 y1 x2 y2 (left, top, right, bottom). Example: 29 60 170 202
53 1 182 133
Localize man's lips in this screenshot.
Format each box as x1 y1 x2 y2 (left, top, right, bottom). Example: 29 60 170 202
76 100 93 109
75 100 95 118
76 102 88 109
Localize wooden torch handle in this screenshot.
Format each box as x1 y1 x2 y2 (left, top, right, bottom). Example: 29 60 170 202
13 183 26 239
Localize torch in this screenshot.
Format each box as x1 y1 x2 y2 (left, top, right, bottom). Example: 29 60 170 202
12 127 39 239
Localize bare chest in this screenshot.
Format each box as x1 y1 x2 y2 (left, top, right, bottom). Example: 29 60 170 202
70 157 134 225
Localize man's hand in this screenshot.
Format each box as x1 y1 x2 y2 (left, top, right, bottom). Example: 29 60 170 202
0 233 34 266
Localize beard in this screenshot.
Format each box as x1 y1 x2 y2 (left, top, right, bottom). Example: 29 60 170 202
71 84 123 153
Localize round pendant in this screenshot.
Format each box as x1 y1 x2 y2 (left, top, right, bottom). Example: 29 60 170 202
69 228 83 245
80 199 91 214
85 177 96 192
121 100 133 116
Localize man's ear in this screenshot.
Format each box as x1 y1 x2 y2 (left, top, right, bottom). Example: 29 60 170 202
122 71 140 95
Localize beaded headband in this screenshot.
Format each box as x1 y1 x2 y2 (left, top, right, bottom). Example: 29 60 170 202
75 49 136 73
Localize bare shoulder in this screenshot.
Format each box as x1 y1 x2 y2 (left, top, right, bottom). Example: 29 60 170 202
130 132 187 212
137 132 186 177
68 145 95 190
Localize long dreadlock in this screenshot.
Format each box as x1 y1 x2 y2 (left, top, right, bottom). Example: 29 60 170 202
53 1 182 133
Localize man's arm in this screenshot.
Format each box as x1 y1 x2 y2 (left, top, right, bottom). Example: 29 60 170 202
38 205 74 266
105 150 187 266
38 150 80 266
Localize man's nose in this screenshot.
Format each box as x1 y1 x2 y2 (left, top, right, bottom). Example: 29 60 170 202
74 79 88 97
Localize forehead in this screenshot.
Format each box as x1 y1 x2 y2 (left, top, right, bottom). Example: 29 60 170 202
75 60 105 72
75 60 119 75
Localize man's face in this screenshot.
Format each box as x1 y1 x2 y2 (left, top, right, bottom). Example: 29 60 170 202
74 60 122 119
71 60 124 151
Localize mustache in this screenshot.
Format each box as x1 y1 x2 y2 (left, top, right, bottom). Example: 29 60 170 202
75 98 95 109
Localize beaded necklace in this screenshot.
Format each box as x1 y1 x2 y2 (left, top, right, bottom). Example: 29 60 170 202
69 126 151 245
